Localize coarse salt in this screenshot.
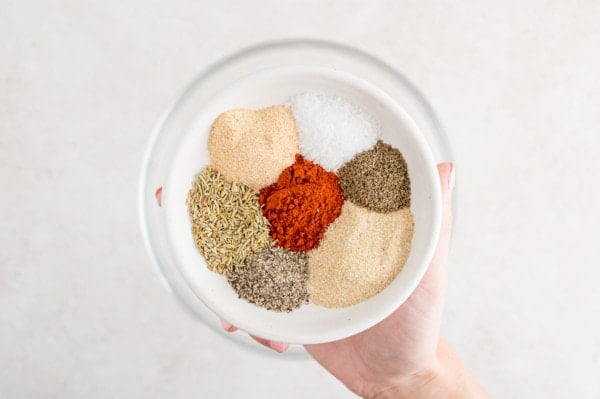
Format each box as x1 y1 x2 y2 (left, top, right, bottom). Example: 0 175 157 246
288 92 379 171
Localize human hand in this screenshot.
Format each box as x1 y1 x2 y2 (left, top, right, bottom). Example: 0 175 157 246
221 163 485 398
219 319 290 353
303 162 455 397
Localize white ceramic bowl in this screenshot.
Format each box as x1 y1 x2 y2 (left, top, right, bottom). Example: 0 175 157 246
139 40 444 344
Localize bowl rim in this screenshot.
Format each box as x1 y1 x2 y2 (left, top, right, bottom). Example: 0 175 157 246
138 38 447 345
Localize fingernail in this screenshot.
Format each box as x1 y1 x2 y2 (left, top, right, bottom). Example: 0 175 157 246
448 164 455 191
268 342 289 353
155 187 163 207
220 319 236 332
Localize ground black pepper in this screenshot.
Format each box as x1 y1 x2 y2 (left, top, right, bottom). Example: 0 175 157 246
227 246 309 312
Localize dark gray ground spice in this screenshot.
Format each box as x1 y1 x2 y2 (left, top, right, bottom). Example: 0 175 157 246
337 140 411 213
227 246 309 312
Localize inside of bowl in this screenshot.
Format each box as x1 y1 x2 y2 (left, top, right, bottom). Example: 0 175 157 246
162 66 441 344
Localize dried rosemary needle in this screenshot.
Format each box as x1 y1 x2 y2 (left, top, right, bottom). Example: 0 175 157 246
186 167 271 274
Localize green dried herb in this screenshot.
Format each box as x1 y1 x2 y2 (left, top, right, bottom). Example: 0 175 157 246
186 167 270 274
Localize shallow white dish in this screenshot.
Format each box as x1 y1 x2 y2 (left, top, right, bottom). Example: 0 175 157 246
139 40 444 345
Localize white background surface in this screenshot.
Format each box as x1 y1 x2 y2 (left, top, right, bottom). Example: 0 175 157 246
2 1 599 398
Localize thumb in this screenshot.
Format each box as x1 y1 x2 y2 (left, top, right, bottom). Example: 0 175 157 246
412 162 454 312
432 162 454 265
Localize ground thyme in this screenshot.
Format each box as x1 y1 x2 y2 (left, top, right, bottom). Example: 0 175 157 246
337 140 411 213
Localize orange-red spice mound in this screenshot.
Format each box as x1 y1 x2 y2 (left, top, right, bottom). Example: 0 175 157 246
259 155 344 252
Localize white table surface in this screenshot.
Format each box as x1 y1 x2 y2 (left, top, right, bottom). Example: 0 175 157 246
2 1 599 398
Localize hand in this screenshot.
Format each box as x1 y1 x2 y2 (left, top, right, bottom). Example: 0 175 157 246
221 163 486 398
304 162 455 397
219 319 290 353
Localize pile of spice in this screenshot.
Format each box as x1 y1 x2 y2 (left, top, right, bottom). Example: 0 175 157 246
208 105 299 190
288 93 379 171
186 167 270 274
227 246 309 312
186 94 414 312
308 202 414 307
338 140 411 213
259 154 344 252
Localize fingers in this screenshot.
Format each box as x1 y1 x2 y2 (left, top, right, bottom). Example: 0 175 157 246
220 319 237 332
249 335 290 353
155 186 163 207
432 162 454 264
219 319 289 353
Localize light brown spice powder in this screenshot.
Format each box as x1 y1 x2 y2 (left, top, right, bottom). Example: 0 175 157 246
308 202 414 308
208 105 299 191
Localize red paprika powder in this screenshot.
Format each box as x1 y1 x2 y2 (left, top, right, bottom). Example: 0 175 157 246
259 154 344 252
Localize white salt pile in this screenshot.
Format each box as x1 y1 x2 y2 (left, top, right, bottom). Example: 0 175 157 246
288 93 379 171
